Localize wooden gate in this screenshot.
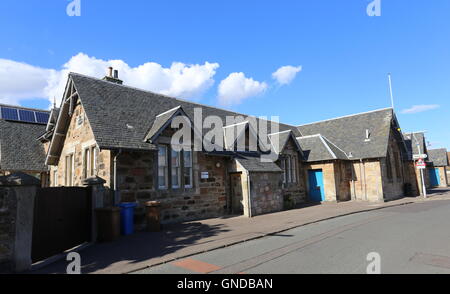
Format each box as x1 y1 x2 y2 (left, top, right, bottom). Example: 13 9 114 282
32 187 92 263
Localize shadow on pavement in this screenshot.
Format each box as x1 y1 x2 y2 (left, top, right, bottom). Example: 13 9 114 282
29 221 231 274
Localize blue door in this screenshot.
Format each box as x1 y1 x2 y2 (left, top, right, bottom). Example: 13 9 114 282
308 170 325 202
429 168 441 187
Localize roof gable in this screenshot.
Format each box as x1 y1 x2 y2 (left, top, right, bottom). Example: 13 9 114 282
297 134 348 162
222 120 271 152
268 130 303 156
144 106 185 143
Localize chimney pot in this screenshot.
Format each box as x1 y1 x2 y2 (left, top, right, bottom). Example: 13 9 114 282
103 66 123 85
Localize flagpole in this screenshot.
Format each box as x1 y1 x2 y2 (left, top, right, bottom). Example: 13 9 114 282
388 73 395 109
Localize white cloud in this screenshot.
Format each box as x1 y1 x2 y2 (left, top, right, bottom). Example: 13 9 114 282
0 53 220 108
272 65 302 85
218 72 268 106
400 104 440 114
0 59 56 105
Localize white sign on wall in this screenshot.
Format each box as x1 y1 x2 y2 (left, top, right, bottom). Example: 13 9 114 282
201 172 209 179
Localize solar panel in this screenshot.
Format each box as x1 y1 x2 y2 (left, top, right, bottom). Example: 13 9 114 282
18 109 36 123
35 112 50 124
1 107 19 121
1 106 50 125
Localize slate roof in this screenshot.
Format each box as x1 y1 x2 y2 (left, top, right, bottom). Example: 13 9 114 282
70 73 300 151
0 120 47 172
428 148 449 167
403 132 427 158
234 154 283 173
297 134 348 162
297 108 397 160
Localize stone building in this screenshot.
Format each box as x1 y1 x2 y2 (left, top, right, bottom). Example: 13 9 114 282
427 148 449 188
44 71 305 225
403 132 431 194
296 108 415 202
42 70 438 227
0 104 50 185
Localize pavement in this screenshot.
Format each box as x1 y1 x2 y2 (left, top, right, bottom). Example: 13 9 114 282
30 187 450 274
134 195 450 274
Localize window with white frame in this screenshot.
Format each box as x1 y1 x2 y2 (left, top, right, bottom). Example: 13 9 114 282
53 169 58 187
158 146 168 189
183 150 193 188
171 149 181 189
92 147 98 176
83 148 91 179
83 145 98 179
65 153 74 186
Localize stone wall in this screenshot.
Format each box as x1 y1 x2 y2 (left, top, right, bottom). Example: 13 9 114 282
334 161 352 201
304 162 338 202
0 173 39 273
350 159 384 202
0 187 16 271
48 102 112 189
116 149 229 226
380 133 405 200
248 172 283 216
403 161 420 196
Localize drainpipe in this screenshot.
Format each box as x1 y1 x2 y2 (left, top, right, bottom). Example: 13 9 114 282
351 162 356 200
359 159 363 200
113 149 122 205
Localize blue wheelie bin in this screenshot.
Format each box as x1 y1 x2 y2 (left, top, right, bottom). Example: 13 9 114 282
119 202 137 235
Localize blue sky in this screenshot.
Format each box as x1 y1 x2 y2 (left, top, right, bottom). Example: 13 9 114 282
0 0 449 149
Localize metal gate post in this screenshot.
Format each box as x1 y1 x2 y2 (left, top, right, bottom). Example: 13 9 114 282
83 176 106 243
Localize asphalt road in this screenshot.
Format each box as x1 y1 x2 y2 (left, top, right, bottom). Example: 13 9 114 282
132 199 450 274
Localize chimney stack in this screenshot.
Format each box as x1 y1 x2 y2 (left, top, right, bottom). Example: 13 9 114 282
102 67 123 85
